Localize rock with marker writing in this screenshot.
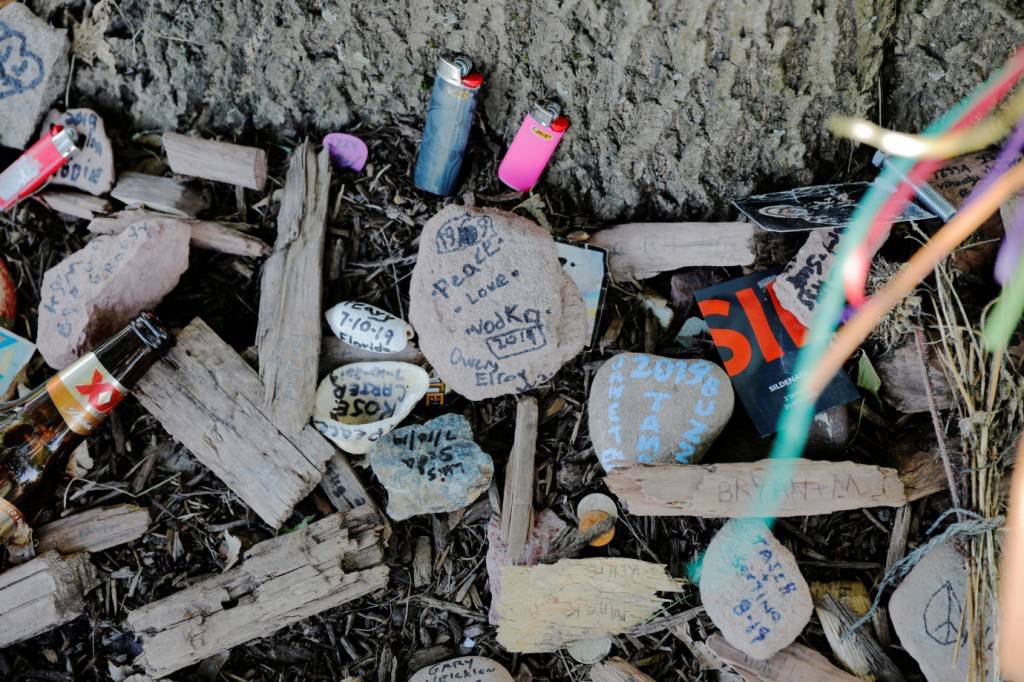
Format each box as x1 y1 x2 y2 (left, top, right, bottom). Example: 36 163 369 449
313 361 429 455
40 108 114 194
37 220 189 368
890 541 987 682
370 413 494 520
589 353 733 471
325 301 413 354
409 655 513 682
486 509 569 624
409 205 587 400
0 3 70 149
700 519 812 660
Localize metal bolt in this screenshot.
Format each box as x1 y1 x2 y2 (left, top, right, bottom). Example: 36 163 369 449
872 150 957 222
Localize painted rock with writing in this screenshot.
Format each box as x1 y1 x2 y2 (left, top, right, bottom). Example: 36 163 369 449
409 205 587 401
40 108 115 195
589 353 734 471
325 301 413 354
37 219 189 368
774 228 841 328
486 510 569 624
0 3 70 149
0 327 34 397
409 656 513 682
890 541 988 682
700 519 812 660
313 361 429 455
370 413 494 520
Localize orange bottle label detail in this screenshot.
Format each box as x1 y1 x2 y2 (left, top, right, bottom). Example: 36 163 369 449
46 353 125 435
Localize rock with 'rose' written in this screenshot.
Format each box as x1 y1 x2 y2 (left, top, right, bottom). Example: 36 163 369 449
409 205 587 400
312 361 429 455
700 519 813 660
37 220 189 368
409 656 513 682
370 413 493 520
588 352 733 471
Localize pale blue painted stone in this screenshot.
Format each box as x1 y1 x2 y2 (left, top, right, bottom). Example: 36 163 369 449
370 413 493 521
588 352 734 471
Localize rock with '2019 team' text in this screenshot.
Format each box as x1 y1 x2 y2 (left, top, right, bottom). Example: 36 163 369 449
588 352 733 471
409 206 587 400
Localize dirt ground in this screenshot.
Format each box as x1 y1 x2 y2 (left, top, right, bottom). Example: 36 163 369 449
1 1 1019 681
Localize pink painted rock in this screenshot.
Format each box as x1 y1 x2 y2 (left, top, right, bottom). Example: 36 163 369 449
410 206 587 400
486 510 568 624
323 132 368 173
37 219 189 368
40 108 115 195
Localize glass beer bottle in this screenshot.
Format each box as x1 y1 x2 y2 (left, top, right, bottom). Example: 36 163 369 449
0 311 172 546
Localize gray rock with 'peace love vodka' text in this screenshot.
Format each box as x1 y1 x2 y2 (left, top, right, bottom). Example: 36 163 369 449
699 519 813 660
589 352 734 471
0 3 69 149
370 413 494 520
409 206 587 401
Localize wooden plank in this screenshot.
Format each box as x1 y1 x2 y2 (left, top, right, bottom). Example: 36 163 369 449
163 132 268 191
495 558 682 652
89 209 270 258
897 450 948 501
605 460 906 517
500 396 537 562
257 141 330 435
36 189 111 220
588 222 756 281
873 504 911 646
0 551 99 647
127 506 388 678
111 172 208 217
318 451 384 521
319 335 424 376
412 536 432 588
35 504 150 554
589 657 656 682
135 318 356 528
707 633 861 681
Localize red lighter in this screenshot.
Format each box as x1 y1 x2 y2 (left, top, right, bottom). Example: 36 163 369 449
0 127 79 211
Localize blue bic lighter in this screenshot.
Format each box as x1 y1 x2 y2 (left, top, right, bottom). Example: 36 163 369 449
413 53 483 196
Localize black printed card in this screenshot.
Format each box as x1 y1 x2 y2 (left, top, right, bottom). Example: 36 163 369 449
695 269 859 436
733 182 935 232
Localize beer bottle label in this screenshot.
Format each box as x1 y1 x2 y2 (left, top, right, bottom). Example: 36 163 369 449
46 353 126 435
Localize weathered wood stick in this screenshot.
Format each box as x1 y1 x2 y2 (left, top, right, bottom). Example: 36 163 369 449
897 450 948 501
0 551 99 647
35 504 150 554
135 318 375 527
500 396 537 562
163 132 268 191
37 189 112 220
89 209 270 258
319 336 425 376
707 633 861 681
605 460 906 517
873 504 912 647
127 507 388 677
588 222 757 281
257 141 330 435
589 657 656 682
111 172 208 217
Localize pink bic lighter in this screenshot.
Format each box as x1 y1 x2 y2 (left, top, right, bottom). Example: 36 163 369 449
0 126 79 211
497 100 569 192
